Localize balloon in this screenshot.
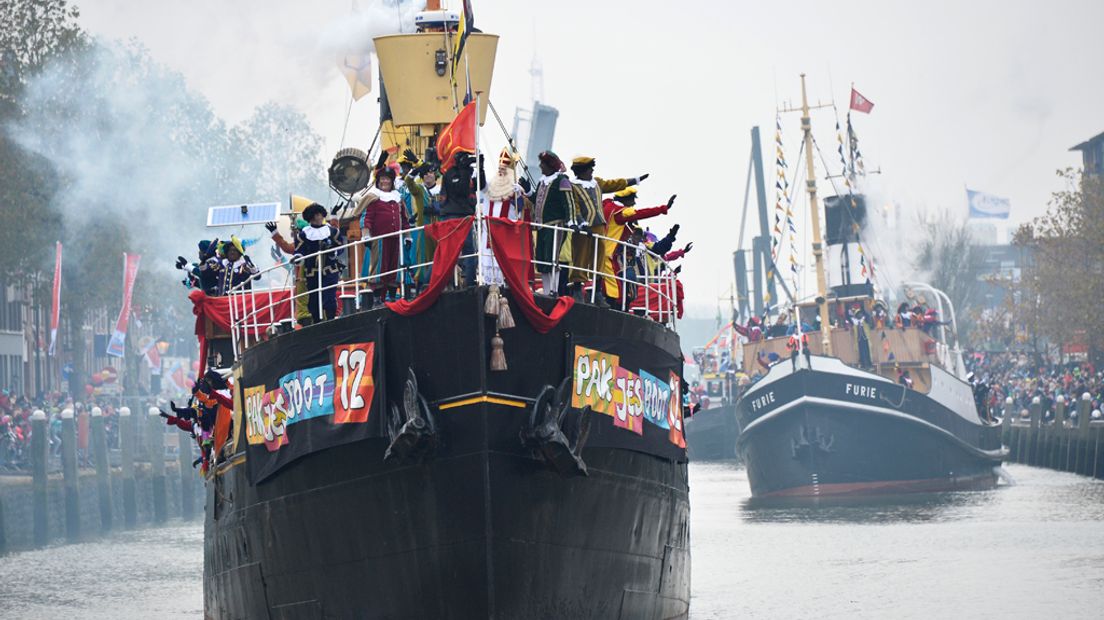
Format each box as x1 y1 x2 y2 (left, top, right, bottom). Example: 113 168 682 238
84 384 94 396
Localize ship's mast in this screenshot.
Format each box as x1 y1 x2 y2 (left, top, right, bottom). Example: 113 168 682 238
797 74 832 355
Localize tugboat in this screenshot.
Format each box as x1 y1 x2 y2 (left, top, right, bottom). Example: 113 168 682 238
195 3 690 618
734 75 1005 498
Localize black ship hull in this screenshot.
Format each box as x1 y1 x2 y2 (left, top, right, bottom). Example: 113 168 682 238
735 357 1004 497
684 404 738 461
204 287 690 619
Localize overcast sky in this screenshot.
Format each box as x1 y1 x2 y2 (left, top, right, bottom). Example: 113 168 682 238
77 0 1104 317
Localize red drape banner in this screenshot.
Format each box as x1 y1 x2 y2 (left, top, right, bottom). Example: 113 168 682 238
628 278 684 322
189 289 292 375
387 217 474 315
487 217 574 334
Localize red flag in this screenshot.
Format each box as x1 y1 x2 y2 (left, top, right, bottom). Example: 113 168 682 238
850 87 874 114
436 101 477 172
49 242 62 356
106 253 141 358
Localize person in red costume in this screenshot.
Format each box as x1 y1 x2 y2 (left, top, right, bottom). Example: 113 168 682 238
599 187 674 306
351 166 406 305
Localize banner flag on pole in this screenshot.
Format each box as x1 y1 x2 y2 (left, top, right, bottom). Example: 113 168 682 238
449 0 475 91
966 188 1011 219
338 53 372 101
436 101 477 172
106 253 141 358
49 241 62 356
849 87 874 114
140 338 162 374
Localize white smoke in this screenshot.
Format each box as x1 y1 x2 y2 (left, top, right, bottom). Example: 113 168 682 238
316 0 425 57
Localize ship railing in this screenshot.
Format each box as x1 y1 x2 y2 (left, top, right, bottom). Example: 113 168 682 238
225 218 680 357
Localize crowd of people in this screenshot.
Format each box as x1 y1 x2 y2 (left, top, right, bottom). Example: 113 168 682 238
0 391 138 472
178 146 690 325
0 379 233 476
964 351 1104 423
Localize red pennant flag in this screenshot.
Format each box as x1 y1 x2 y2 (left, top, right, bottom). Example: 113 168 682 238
436 101 477 172
850 87 874 114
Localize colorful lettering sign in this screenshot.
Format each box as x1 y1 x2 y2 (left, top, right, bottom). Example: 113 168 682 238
668 370 686 448
572 346 619 415
640 369 672 429
243 384 288 451
570 344 684 446
332 342 375 424
613 366 644 435
278 365 335 424
243 385 266 447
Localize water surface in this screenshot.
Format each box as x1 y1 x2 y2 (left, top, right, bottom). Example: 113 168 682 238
1 464 1101 619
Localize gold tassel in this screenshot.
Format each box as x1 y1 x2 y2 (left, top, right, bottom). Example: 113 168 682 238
490 332 507 371
497 295 515 329
485 283 501 316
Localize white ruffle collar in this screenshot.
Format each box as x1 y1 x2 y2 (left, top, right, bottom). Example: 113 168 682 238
373 189 402 203
303 225 332 241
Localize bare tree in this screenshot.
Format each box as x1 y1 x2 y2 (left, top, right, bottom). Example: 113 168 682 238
913 210 987 345
1016 168 1104 364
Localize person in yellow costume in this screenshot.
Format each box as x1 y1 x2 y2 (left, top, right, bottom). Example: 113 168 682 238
567 156 648 302
599 187 675 305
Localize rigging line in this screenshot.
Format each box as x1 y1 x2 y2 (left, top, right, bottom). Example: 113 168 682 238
487 99 536 187
338 94 355 148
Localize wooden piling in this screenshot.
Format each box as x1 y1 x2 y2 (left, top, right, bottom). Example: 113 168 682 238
60 408 80 543
178 429 195 520
1075 394 1091 475
31 410 48 547
148 407 168 524
90 407 113 533
119 406 137 529
1028 399 1041 465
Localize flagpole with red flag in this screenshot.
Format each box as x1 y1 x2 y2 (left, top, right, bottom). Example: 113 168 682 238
849 84 874 114
49 241 62 356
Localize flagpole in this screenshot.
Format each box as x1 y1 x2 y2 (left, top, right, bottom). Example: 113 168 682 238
469 53 484 287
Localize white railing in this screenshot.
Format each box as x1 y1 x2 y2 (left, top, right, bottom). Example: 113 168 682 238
224 217 680 358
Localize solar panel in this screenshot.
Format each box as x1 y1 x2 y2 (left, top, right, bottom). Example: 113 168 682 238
206 202 280 228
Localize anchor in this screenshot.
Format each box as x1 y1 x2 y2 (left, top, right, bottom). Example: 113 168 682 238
791 424 834 460
520 377 591 476
384 368 439 464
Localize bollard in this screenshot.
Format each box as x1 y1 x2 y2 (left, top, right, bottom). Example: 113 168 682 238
1001 397 1012 444
60 408 80 543
90 407 113 533
1028 397 1041 465
119 407 137 529
178 428 195 520
1051 396 1065 470
1093 421 1102 479
1075 393 1091 475
148 407 168 524
31 410 48 547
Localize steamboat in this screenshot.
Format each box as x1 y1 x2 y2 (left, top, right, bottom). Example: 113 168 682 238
733 75 1005 498
194 4 690 618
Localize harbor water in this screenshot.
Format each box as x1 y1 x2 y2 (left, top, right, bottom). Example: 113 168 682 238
0 463 1101 619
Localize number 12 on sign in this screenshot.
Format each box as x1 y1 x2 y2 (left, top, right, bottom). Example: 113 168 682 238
332 343 376 424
